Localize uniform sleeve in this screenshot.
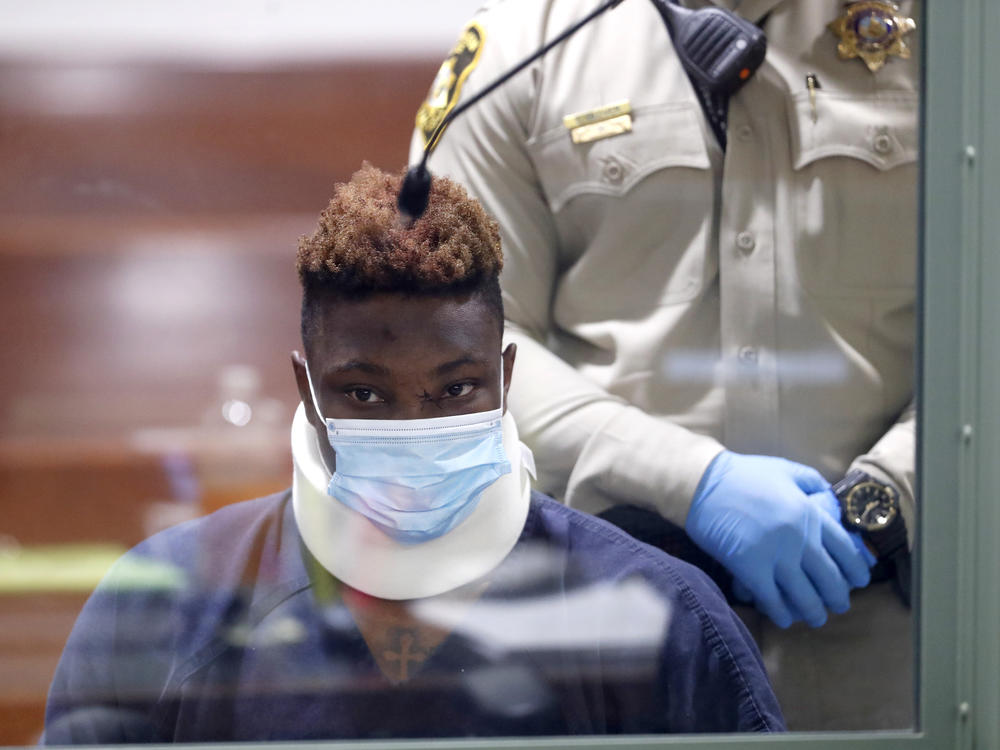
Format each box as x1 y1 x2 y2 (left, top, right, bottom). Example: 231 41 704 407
411 3 723 525
628 538 786 732
850 399 917 549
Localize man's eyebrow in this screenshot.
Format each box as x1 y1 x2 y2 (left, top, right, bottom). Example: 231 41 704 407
434 356 487 376
330 360 391 377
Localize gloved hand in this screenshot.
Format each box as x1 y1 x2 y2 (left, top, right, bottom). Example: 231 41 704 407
685 451 873 628
814 488 878 566
730 489 878 610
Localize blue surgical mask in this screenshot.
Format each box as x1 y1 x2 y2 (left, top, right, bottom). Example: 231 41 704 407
305 361 511 544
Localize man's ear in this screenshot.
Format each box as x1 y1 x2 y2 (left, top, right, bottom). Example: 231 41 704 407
501 342 516 415
291 350 322 430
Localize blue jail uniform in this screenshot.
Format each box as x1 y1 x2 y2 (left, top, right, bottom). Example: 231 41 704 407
44 491 784 742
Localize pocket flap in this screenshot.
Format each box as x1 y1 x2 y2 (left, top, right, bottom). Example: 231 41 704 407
788 92 918 171
527 103 711 212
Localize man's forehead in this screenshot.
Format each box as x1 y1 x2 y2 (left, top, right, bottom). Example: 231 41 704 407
308 291 501 368
320 353 493 379
313 290 492 329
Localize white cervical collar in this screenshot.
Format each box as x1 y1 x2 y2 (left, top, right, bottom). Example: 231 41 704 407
291 402 534 600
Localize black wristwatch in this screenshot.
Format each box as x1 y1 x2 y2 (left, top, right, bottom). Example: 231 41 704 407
832 469 908 561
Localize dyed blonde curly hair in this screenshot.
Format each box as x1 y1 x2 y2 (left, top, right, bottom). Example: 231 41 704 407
297 163 502 291
297 164 504 344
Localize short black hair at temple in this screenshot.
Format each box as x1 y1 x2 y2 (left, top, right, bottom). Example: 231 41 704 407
297 163 504 346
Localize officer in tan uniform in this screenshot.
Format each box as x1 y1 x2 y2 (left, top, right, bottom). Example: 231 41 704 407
412 0 918 730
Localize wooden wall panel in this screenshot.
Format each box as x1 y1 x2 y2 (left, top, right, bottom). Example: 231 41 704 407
0 61 440 214
0 57 440 442
0 56 443 746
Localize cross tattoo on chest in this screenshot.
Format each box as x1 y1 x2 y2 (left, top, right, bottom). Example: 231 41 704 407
339 579 491 683
383 631 428 682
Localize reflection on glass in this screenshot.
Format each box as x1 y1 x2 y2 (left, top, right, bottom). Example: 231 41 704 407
414 0 919 733
0 0 922 743
41 163 784 742
43 532 785 741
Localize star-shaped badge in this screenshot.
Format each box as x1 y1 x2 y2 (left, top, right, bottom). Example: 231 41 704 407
829 2 916 73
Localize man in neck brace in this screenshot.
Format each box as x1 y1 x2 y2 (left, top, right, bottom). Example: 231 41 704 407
43 165 783 743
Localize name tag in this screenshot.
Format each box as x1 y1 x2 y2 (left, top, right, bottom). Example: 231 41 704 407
569 113 633 144
563 100 633 144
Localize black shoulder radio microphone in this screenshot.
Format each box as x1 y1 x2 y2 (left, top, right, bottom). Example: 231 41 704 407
398 0 767 224
653 1 767 96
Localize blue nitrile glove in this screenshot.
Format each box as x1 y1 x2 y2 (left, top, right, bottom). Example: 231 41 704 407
730 489 878 611
815 488 878 567
686 451 872 628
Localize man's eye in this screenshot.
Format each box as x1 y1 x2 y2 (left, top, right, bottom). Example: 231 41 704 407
444 383 474 398
348 388 384 403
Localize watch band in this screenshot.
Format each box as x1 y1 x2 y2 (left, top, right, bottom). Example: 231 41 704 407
833 469 908 561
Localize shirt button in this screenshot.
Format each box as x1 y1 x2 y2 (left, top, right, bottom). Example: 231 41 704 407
601 157 625 184
735 231 756 253
873 133 893 155
738 346 758 364
736 124 753 141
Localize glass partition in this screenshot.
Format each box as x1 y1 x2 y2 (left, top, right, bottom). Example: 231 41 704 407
1 1 995 748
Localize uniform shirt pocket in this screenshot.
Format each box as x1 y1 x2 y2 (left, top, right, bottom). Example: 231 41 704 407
787 91 918 297
527 103 711 212
526 104 715 313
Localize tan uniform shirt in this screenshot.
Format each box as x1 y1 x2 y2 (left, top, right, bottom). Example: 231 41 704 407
413 0 918 544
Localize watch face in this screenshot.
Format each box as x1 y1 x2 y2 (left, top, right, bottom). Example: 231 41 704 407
843 481 899 532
